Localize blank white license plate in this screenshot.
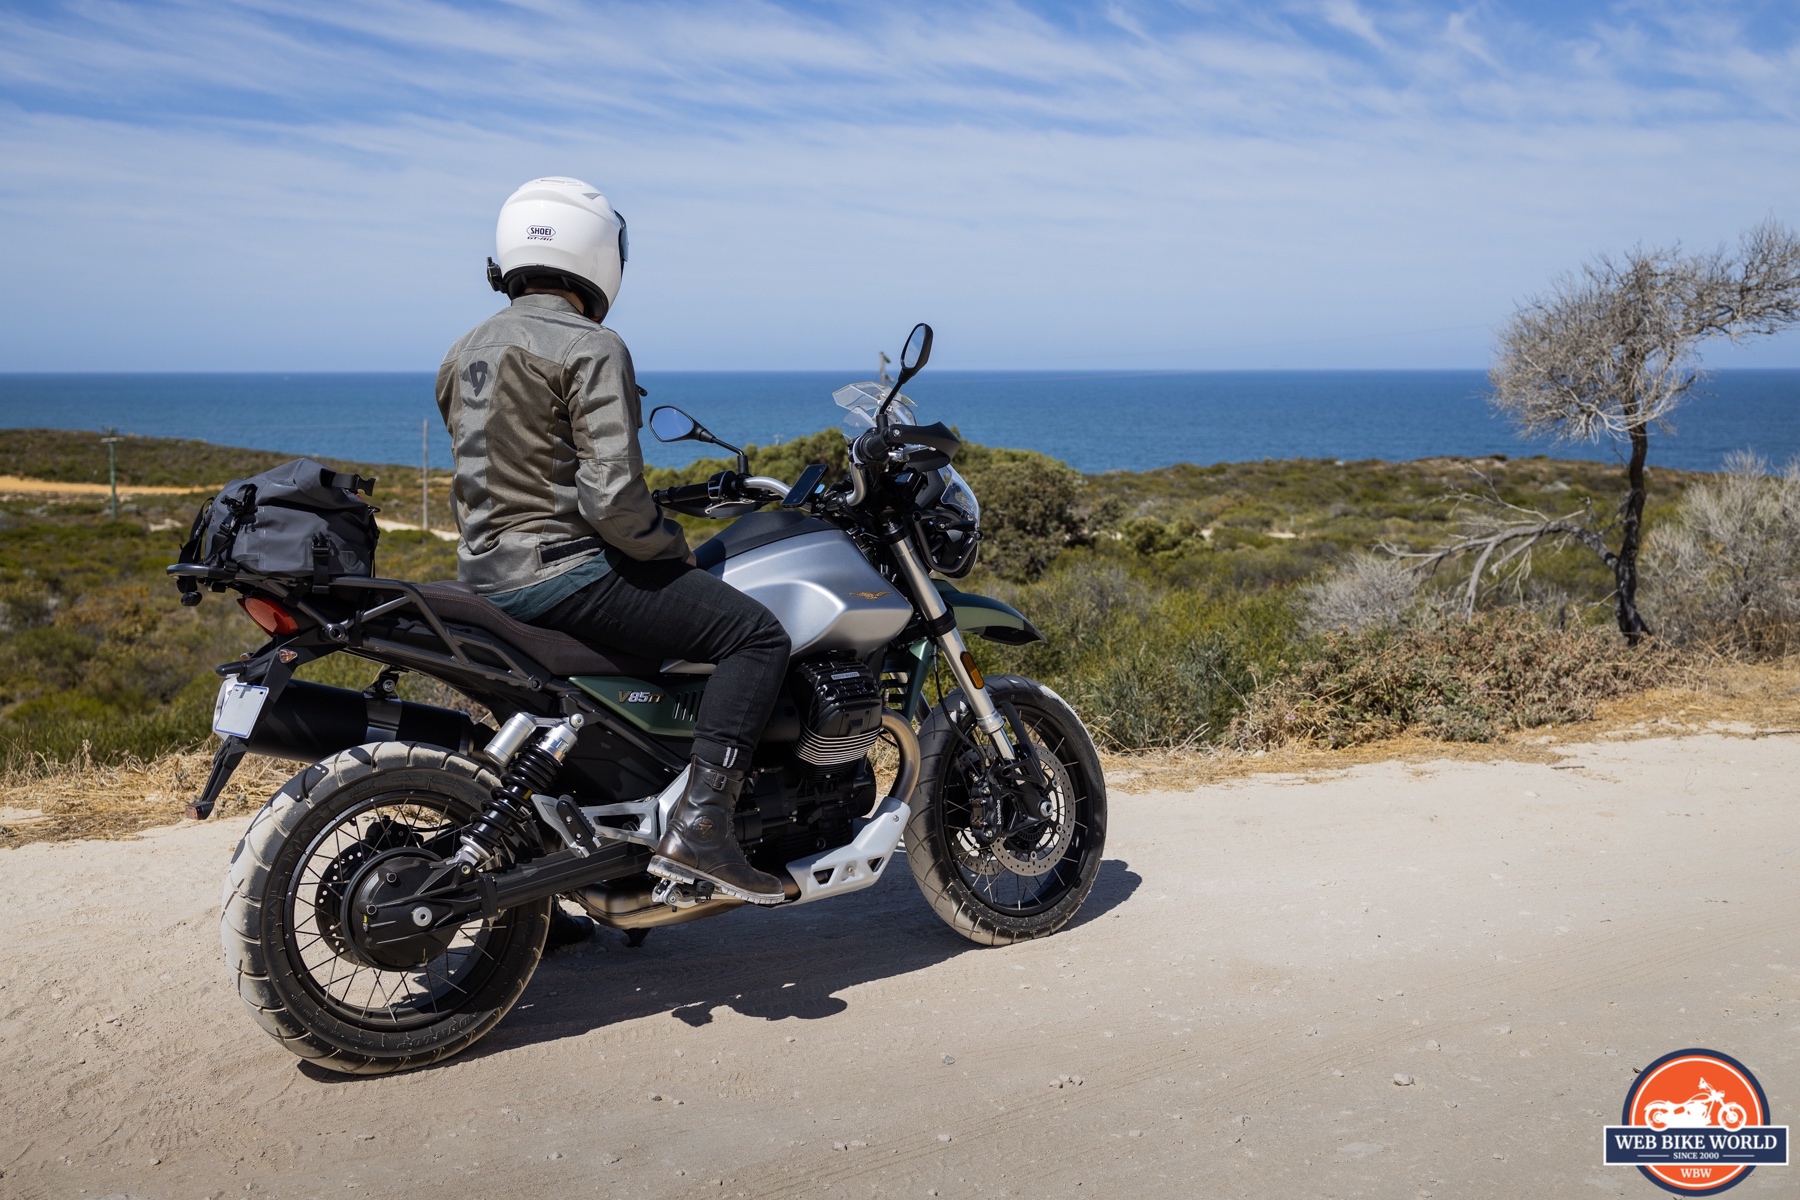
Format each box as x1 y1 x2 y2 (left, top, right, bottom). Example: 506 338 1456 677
213 678 270 739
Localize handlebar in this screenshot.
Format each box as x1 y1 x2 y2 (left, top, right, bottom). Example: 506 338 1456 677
743 475 791 500
652 472 790 515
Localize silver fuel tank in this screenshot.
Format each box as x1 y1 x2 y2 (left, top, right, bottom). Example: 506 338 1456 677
680 511 913 664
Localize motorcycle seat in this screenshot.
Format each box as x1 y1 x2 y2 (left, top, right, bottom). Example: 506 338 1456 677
413 581 662 678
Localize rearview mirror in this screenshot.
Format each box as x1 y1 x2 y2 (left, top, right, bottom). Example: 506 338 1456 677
878 322 933 428
648 404 749 475
649 406 701 443
900 322 932 375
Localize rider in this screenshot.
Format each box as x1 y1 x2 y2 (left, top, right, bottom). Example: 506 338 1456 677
436 177 792 915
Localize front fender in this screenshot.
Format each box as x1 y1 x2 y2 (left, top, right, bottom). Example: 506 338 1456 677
932 581 1045 645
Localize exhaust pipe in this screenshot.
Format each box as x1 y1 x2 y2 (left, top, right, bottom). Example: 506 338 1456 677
879 710 921 809
244 680 481 763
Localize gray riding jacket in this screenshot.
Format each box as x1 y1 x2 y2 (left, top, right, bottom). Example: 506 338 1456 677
434 293 687 597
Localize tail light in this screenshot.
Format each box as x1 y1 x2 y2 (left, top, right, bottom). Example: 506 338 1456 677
239 596 299 636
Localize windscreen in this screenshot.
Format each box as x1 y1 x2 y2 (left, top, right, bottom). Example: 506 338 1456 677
833 382 916 440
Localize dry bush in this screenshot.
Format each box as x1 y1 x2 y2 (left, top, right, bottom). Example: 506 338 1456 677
1299 551 1421 634
1232 609 1657 749
1643 453 1800 657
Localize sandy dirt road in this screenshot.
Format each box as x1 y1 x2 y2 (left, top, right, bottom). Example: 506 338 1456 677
2 734 1796 1200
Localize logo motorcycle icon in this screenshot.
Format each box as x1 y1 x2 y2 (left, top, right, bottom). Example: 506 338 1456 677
848 590 891 600
1646 1081 1749 1132
1603 1049 1788 1194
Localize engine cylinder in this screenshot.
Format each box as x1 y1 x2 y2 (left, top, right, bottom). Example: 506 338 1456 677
792 657 884 771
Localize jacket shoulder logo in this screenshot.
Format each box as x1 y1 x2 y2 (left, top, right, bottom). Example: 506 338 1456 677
526 224 556 241
849 590 891 600
462 360 490 395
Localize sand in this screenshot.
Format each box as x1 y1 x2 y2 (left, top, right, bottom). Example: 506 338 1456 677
0 476 209 497
2 733 1795 1199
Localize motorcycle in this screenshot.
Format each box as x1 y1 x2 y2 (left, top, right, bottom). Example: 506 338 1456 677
1645 1081 1749 1131
171 324 1107 1075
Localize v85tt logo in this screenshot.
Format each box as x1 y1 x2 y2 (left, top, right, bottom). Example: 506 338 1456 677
1604 1049 1788 1194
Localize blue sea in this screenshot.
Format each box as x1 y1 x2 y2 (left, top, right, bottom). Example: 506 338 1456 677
0 370 1795 475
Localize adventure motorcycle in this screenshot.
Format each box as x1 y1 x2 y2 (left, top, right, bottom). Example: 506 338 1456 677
170 324 1107 1075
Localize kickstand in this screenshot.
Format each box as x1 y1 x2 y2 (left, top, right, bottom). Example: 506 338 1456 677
624 929 650 949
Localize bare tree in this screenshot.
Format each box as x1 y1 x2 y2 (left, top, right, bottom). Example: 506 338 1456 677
1486 219 1800 640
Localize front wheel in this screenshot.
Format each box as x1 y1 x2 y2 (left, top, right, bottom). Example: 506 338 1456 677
906 675 1107 945
220 742 551 1075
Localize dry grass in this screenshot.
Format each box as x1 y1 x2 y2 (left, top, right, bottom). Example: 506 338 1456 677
2 657 1796 847
0 742 293 849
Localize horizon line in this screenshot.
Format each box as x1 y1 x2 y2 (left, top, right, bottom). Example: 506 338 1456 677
6 366 1800 378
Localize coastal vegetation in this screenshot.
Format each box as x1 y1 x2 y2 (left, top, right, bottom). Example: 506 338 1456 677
3 422 1783 807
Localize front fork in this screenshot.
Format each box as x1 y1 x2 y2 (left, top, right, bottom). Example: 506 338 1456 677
886 531 1018 763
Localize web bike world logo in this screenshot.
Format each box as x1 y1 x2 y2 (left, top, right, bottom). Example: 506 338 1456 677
1604 1049 1787 1194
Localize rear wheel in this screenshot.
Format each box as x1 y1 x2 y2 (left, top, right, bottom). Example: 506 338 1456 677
220 742 550 1075
905 675 1106 945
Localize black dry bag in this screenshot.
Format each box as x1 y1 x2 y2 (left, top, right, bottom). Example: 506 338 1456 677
178 458 380 593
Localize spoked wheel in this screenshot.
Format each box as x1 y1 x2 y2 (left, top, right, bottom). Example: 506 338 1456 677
906 675 1107 945
221 743 551 1075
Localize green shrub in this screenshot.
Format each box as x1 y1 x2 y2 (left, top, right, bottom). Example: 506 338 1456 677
978 554 1299 749
1069 634 1258 749
1120 515 1206 559
966 458 1085 581
0 672 218 773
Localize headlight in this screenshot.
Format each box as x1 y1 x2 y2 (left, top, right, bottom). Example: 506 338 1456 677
940 467 980 529
917 467 981 578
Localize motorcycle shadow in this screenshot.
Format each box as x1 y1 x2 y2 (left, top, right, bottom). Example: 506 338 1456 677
467 854 1142 1062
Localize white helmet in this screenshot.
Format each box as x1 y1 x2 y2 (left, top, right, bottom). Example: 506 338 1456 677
486 176 628 321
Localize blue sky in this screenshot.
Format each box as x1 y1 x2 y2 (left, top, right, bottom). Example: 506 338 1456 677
1 0 1796 371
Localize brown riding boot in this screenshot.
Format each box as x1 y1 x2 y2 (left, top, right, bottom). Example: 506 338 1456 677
649 757 787 905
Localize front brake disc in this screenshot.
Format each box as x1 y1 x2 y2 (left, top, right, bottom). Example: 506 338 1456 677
951 826 1006 877
992 740 1075 877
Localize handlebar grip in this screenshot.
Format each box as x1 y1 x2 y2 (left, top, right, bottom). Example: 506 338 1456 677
654 482 712 506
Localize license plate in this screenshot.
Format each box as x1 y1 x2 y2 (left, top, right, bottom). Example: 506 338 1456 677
213 678 270 739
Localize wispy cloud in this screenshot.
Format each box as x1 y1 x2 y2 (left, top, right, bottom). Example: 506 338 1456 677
0 1 1796 369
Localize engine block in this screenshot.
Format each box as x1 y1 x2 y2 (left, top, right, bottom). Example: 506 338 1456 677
791 655 885 770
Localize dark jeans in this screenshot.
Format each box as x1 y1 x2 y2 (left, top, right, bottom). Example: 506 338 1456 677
533 554 790 768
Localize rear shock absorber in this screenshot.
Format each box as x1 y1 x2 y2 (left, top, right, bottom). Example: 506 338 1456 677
453 714 585 870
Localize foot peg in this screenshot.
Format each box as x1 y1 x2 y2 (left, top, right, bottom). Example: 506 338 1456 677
651 875 717 909
649 856 786 907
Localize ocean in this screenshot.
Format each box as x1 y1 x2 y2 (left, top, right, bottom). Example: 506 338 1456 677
0 369 1796 476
